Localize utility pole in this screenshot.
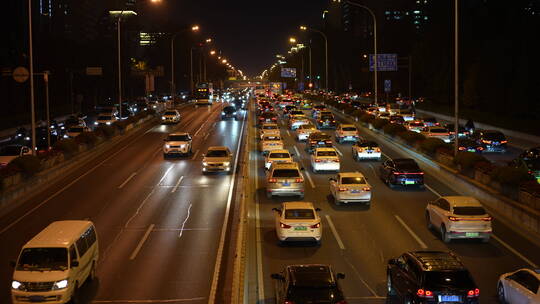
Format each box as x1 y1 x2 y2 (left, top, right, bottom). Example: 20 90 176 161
28 0 36 155
454 0 459 156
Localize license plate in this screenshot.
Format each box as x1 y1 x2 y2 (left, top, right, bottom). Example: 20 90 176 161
351 189 360 193
318 141 325 145
367 150 373 153
467 149 476 152
294 226 307 231
466 232 479 237
282 182 290 186
439 295 460 302
404 181 416 185
29 296 45 302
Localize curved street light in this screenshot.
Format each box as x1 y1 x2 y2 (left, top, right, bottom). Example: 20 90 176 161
300 25 328 90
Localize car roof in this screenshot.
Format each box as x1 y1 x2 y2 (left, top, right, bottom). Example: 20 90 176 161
24 220 93 248
283 201 314 209
287 264 335 287
207 146 229 151
272 162 300 169
169 132 190 136
442 196 482 207
316 147 337 152
268 149 290 155
339 172 365 178
340 124 356 128
409 251 465 271
393 158 417 164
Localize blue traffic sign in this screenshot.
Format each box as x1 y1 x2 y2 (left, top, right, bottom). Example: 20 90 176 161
369 54 398 72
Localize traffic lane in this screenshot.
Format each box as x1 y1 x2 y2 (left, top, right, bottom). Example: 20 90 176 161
327 107 540 298
0 105 220 303
93 108 243 302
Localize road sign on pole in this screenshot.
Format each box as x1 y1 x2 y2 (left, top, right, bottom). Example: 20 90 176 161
369 54 398 72
384 79 391 93
13 66 30 83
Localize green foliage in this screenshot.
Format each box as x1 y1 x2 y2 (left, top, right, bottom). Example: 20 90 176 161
397 131 426 146
371 118 389 130
360 113 376 124
383 123 407 137
419 138 447 154
94 125 116 139
490 166 534 186
75 132 98 146
54 138 79 155
453 152 488 171
7 155 41 177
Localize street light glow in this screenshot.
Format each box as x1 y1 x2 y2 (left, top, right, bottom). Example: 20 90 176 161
222 59 227 63
206 38 212 43
300 25 307 31
191 25 200 32
210 50 216 55
289 37 296 44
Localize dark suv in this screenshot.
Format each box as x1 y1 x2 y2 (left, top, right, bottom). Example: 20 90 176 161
471 130 508 153
379 158 424 188
221 106 238 120
317 113 337 129
307 132 333 153
271 264 347 304
387 251 480 304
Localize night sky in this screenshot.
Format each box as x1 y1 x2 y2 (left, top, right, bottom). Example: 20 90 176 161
163 0 328 77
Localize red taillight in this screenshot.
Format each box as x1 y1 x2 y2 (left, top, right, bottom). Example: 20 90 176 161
283 301 295 304
335 301 347 304
268 178 277 183
482 216 492 221
295 178 304 183
448 216 460 221
333 159 340 162
280 222 291 229
310 223 320 228
501 140 508 144
272 117 277 121
459 147 466 151
424 290 434 298
477 146 485 151
363 187 371 191
467 288 480 297
259 117 264 120
338 187 348 192
416 289 425 297
375 148 381 152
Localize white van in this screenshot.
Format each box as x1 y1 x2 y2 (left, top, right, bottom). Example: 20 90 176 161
11 220 99 304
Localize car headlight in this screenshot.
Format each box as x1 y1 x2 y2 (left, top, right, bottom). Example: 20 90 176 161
203 162 208 166
106 122 111 125
52 279 68 290
94 122 99 125
63 134 69 139
165 144 170 148
222 111 225 115
24 136 31 140
223 162 230 166
162 116 166 120
12 280 24 290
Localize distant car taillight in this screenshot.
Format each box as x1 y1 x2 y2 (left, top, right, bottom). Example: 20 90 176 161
338 187 348 192
467 288 480 298
268 178 277 183
310 223 320 228
280 222 292 229
295 178 304 183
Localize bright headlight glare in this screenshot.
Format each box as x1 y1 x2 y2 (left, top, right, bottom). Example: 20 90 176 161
162 116 166 120
223 162 230 166
106 122 111 125
52 279 68 290
165 144 170 148
203 162 208 166
12 280 22 290
94 122 98 125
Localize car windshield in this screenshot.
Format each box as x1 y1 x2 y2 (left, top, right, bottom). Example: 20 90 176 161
395 161 420 171
223 107 235 113
453 206 487 216
17 248 68 271
0 146 22 155
525 158 540 170
284 209 315 219
168 135 190 141
98 116 112 120
320 115 333 120
272 169 300 178
206 150 228 157
424 118 437 122
410 122 424 127
68 127 84 133
484 132 506 141
317 151 337 157
342 127 356 131
263 125 278 130
358 141 378 148
341 177 366 184
424 271 476 289
300 125 315 130
430 128 448 134
164 111 177 115
264 136 281 141
291 111 304 115
269 153 290 159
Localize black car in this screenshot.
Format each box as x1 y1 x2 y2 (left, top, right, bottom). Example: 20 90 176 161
471 130 507 153
283 105 298 116
444 123 470 139
317 113 337 129
379 158 424 188
387 251 480 304
457 138 485 153
307 132 333 152
221 106 238 120
512 146 540 182
271 264 347 304
423 117 439 127
389 115 405 125
258 112 278 125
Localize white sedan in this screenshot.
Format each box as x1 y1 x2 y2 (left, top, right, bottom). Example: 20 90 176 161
272 201 322 244
329 172 372 205
295 124 317 141
498 268 540 304
259 123 280 139
264 149 293 170
334 124 359 143
311 147 340 173
259 135 284 154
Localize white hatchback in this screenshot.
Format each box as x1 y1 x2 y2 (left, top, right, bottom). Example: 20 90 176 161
334 124 359 143
264 149 293 170
259 123 280 139
295 124 317 141
311 147 340 173
497 268 540 304
259 135 284 154
425 196 492 243
329 172 372 205
272 201 322 244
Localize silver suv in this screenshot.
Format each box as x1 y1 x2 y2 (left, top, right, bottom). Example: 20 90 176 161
163 132 192 158
266 162 305 199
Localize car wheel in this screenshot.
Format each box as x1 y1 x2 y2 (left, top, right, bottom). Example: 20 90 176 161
425 212 433 230
352 150 358 161
312 168 318 174
70 282 79 304
481 236 490 243
387 273 396 296
163 153 167 159
497 282 507 304
441 225 451 243
88 261 96 282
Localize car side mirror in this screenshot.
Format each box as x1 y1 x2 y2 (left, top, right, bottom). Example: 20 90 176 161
315 208 321 211
71 261 79 267
337 273 345 280
271 273 285 281
10 261 16 267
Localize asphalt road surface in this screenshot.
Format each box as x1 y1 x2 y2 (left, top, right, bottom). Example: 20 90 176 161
246 99 540 304
0 101 245 304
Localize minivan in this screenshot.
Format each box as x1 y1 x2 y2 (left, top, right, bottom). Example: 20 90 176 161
11 220 99 304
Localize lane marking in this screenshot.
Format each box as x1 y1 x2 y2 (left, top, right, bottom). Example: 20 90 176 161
342 255 380 297
92 297 205 303
303 170 316 189
425 184 443 197
178 202 192 238
191 149 200 160
124 188 157 228
255 158 265 303
492 235 538 268
204 133 210 141
334 146 343 156
368 164 378 177
286 129 291 136
208 110 246 304
158 165 174 185
293 145 301 157
129 224 154 260
394 215 428 249
171 176 184 193
325 215 346 250
117 172 137 189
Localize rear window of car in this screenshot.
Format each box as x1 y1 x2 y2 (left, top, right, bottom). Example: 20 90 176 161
483 132 506 141
164 111 177 115
168 135 190 141
395 161 420 171
410 122 424 127
263 125 278 130
341 177 366 184
424 118 437 122
269 153 290 159
272 169 300 178
358 141 378 148
285 209 315 219
424 271 475 289
206 150 228 157
453 206 486 216
299 125 315 130
68 127 84 133
291 111 304 115
320 115 334 120
342 127 357 131
317 151 337 157
264 136 281 141
98 116 112 120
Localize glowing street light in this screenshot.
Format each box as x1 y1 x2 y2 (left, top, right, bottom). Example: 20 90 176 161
206 38 212 43
192 25 200 31
222 59 227 64
210 50 216 55
289 37 297 44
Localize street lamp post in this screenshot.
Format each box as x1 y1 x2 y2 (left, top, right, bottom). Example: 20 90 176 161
117 16 122 119
454 0 459 156
344 1 378 105
27 0 36 155
300 26 328 91
171 25 199 105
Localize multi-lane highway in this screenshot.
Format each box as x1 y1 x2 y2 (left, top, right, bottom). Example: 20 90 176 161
245 96 540 304
0 102 245 304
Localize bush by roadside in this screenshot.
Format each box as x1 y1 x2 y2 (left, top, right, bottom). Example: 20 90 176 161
7 155 41 177
94 125 116 139
54 138 79 156
371 118 389 130
75 132 98 146
454 152 488 172
397 131 426 146
490 166 534 186
360 113 376 124
420 138 448 154
383 123 407 137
